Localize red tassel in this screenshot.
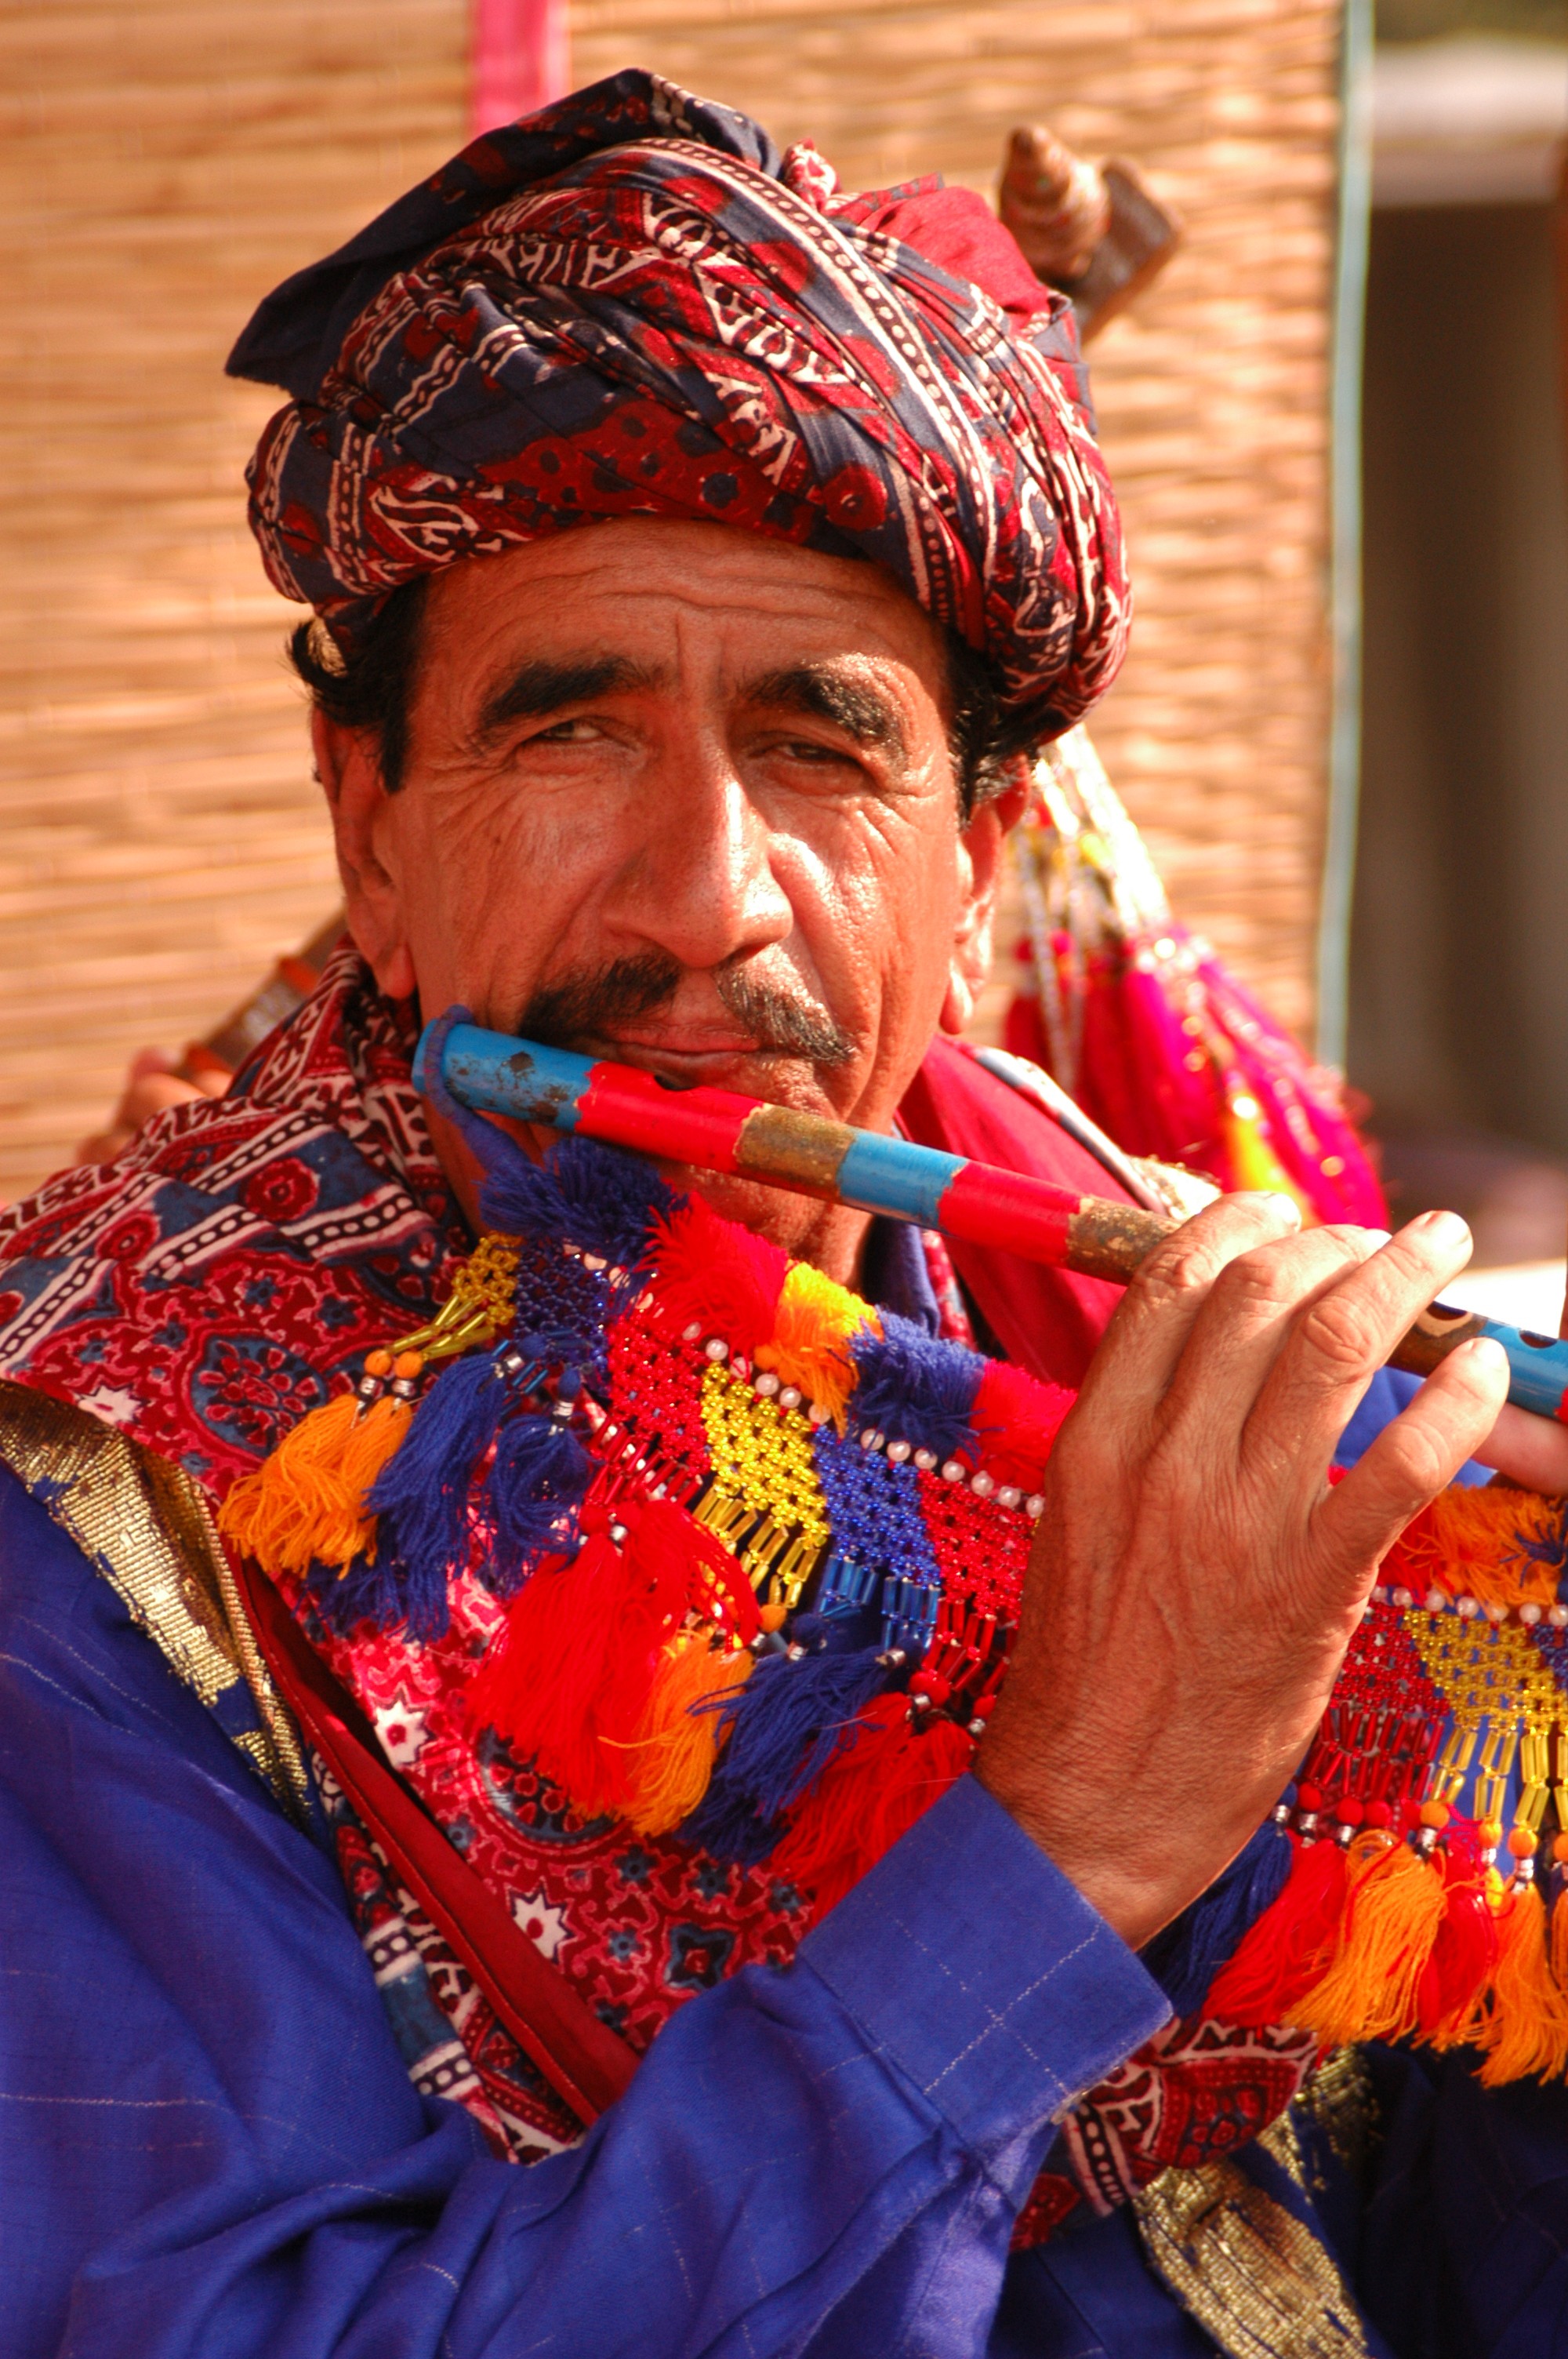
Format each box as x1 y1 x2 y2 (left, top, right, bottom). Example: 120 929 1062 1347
644 1197 789 1357
469 1496 739 1817
1417 1863 1499 2045
965 1359 1073 1495
1204 1835 1347 2026
769 1695 975 1921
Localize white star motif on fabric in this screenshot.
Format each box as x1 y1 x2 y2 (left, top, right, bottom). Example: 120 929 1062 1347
75 1385 141 1428
511 1890 571 1962
372 1691 430 1768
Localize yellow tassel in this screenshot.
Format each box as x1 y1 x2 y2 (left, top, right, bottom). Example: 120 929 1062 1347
754 1263 880 1428
1475 1876 1568 2085
1221 1098 1312 1219
1290 1830 1446 2047
616 1638 754 1837
219 1391 366 1576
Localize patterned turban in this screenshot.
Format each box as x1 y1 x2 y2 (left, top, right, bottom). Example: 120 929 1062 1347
230 70 1129 743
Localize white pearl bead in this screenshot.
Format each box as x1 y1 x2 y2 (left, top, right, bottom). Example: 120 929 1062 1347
808 1401 831 1426
1025 1493 1047 1519
940 1459 964 1482
582 1252 608 1272
886 1438 912 1464
1549 1602 1568 1629
1520 1602 1544 1626
1371 1585 1388 1605
753 1371 780 1398
1455 1594 1479 1619
997 1486 1022 1510
1485 1601 1510 1624
703 1337 728 1362
779 1386 802 1411
970 1471 995 1499
913 1448 937 1471
1425 1588 1447 1613
1392 1587 1414 1609
682 1321 702 1343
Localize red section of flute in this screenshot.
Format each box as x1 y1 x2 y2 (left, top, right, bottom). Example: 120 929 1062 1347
576 1065 753 1172
935 1158 1079 1264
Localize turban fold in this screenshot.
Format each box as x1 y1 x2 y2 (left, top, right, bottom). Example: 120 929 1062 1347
230 70 1129 743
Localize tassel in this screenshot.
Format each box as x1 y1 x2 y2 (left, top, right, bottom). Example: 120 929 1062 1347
483 1408 593 1598
618 1637 753 1837
681 1636 896 1859
754 1262 879 1427
848 1312 984 1463
365 1352 512 1640
1142 1822 1294 2019
1204 1834 1348 2027
1419 1862 1500 2046
481 1132 675 1276
1550 1873 1568 1998
768 1694 975 1919
1384 1486 1565 1619
1475 1875 1568 2085
964 1358 1074 1494
469 1496 731 1816
218 1390 365 1575
646 1195 790 1358
1290 1832 1446 2047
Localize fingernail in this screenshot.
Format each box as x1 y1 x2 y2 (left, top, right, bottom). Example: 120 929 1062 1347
1414 1209 1471 1250
1460 1336 1508 1375
1363 1229 1392 1250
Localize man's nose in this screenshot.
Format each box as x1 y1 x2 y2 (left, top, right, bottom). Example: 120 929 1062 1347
606 743 793 972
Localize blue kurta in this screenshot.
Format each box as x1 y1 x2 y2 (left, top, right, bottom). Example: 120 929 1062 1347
3 1462 1567 2357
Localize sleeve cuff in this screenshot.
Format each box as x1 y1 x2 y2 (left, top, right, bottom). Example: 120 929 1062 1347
797 1773 1171 2156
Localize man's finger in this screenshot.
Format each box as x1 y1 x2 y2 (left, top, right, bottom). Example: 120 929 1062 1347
1158 1222 1381 1451
1474 1401 1568 1494
1076 1191 1303 1431
1243 1211 1475 1478
1312 1334 1509 1585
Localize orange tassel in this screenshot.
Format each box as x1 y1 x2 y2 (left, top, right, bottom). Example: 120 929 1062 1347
1205 1836 1347 2027
1290 1832 1446 2047
1474 1875 1568 2085
219 1391 365 1574
1383 1485 1563 1617
617 1637 753 1837
768 1694 974 1920
754 1263 879 1428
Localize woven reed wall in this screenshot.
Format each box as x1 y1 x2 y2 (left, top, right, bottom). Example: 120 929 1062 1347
0 0 1338 1202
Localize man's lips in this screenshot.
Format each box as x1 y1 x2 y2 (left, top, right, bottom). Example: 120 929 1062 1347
577 1030 800 1084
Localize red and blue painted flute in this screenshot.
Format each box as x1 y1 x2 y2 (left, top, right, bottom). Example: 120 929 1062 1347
416 1020 1568 1423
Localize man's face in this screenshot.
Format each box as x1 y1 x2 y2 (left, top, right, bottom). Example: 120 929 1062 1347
321 518 1017 1270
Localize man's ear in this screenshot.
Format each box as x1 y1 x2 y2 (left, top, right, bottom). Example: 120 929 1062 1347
939 763 1032 1035
312 707 417 1001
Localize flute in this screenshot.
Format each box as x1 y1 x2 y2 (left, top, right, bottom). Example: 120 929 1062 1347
415 1020 1568 1423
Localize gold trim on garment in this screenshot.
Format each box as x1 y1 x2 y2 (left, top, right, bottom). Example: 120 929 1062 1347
0 1379 310 1823
1134 2075 1375 2359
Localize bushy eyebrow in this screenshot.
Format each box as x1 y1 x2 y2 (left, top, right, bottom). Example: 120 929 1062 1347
472 655 665 749
740 664 909 762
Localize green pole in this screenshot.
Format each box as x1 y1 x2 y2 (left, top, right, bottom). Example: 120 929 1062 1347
1315 0 1374 1070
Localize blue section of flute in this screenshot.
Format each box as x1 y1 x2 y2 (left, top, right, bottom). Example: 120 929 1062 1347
1479 1319 1568 1420
835 1132 965 1224
419 1024 590 1129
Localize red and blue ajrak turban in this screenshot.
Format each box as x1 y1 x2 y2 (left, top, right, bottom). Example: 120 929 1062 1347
230 69 1130 744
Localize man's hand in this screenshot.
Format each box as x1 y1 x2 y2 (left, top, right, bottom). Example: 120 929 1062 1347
975 1195 1508 1951
73 1049 227 1168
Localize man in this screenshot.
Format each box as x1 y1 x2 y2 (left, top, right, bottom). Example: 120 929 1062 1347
2 70 1565 2359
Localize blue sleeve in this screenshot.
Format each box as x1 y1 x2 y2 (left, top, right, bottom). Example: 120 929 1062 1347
0 1465 1169 2359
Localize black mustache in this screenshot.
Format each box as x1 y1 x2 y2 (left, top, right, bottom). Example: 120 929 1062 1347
517 954 856 1068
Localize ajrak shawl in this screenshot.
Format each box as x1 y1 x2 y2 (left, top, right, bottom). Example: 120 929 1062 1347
228 69 1129 743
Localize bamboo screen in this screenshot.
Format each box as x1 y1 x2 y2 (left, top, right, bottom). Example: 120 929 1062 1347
0 0 1339 1204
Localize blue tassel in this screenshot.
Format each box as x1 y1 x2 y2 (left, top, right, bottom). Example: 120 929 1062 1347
481 1133 673 1271
303 1550 409 1640
681 1635 895 1859
1140 1819 1294 2018
482 1408 593 1598
849 1311 985 1461
365 1351 512 1641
